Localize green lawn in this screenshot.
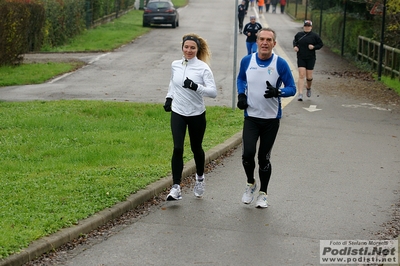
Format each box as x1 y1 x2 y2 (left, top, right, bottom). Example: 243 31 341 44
0 101 243 258
0 0 243 259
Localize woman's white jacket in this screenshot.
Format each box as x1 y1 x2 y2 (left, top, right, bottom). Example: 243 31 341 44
166 56 217 116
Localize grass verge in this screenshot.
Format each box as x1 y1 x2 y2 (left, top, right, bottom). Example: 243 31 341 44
41 10 149 52
0 9 148 87
0 100 243 258
0 62 85 87
379 75 400 95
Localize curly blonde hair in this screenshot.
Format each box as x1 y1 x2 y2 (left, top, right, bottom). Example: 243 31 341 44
182 33 212 66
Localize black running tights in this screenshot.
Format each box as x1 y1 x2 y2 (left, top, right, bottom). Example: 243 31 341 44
241 117 280 194
170 111 206 185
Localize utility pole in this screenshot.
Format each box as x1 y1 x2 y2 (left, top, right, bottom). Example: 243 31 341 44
232 0 239 109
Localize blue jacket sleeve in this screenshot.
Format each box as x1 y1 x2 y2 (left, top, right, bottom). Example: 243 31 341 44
276 57 296 97
237 55 251 95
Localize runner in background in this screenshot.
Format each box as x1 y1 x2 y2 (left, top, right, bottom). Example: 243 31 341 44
238 0 247 34
265 0 271 13
243 16 263 55
280 0 286 14
257 0 265 14
293 20 324 101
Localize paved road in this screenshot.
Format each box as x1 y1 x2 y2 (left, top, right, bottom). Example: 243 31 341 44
1 0 243 107
2 0 400 265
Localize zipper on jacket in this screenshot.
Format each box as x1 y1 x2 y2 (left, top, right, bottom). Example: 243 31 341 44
182 59 188 84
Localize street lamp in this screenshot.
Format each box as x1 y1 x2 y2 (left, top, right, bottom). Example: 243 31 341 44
233 0 239 109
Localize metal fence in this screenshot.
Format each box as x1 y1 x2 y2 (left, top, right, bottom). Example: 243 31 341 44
357 36 400 80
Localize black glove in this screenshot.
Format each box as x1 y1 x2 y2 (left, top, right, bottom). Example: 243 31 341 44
183 77 198 91
264 81 280 98
237 93 248 110
163 98 172 112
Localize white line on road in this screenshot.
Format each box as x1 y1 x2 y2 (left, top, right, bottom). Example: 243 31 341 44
303 105 321 112
342 103 391 111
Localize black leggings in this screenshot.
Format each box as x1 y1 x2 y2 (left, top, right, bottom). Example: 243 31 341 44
242 117 280 194
238 16 244 31
170 111 206 185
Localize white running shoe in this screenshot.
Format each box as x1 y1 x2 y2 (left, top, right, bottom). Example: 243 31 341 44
193 174 205 198
242 182 257 204
193 180 205 198
166 184 182 201
255 192 268 208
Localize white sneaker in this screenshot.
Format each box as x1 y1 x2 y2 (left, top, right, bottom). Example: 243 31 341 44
167 184 182 201
255 192 268 208
193 174 205 198
241 182 257 204
297 94 303 101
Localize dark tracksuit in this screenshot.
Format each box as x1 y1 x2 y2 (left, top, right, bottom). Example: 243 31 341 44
243 22 262 55
238 4 246 33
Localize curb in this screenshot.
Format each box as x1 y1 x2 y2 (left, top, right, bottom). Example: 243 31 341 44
0 132 242 266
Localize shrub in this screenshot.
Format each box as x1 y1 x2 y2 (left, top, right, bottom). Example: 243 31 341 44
0 0 44 65
41 0 86 47
0 2 30 65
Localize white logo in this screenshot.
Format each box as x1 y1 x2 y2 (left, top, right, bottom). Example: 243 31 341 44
320 240 398 264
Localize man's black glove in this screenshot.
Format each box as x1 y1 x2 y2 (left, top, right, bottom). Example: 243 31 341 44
264 81 280 98
163 98 172 112
237 93 249 110
183 77 198 91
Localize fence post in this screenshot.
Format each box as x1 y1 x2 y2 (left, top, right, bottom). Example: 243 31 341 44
341 0 347 56
85 0 93 29
304 0 308 20
377 0 387 81
319 0 322 37
357 36 400 81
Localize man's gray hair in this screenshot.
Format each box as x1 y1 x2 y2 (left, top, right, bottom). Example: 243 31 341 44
257 27 276 41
